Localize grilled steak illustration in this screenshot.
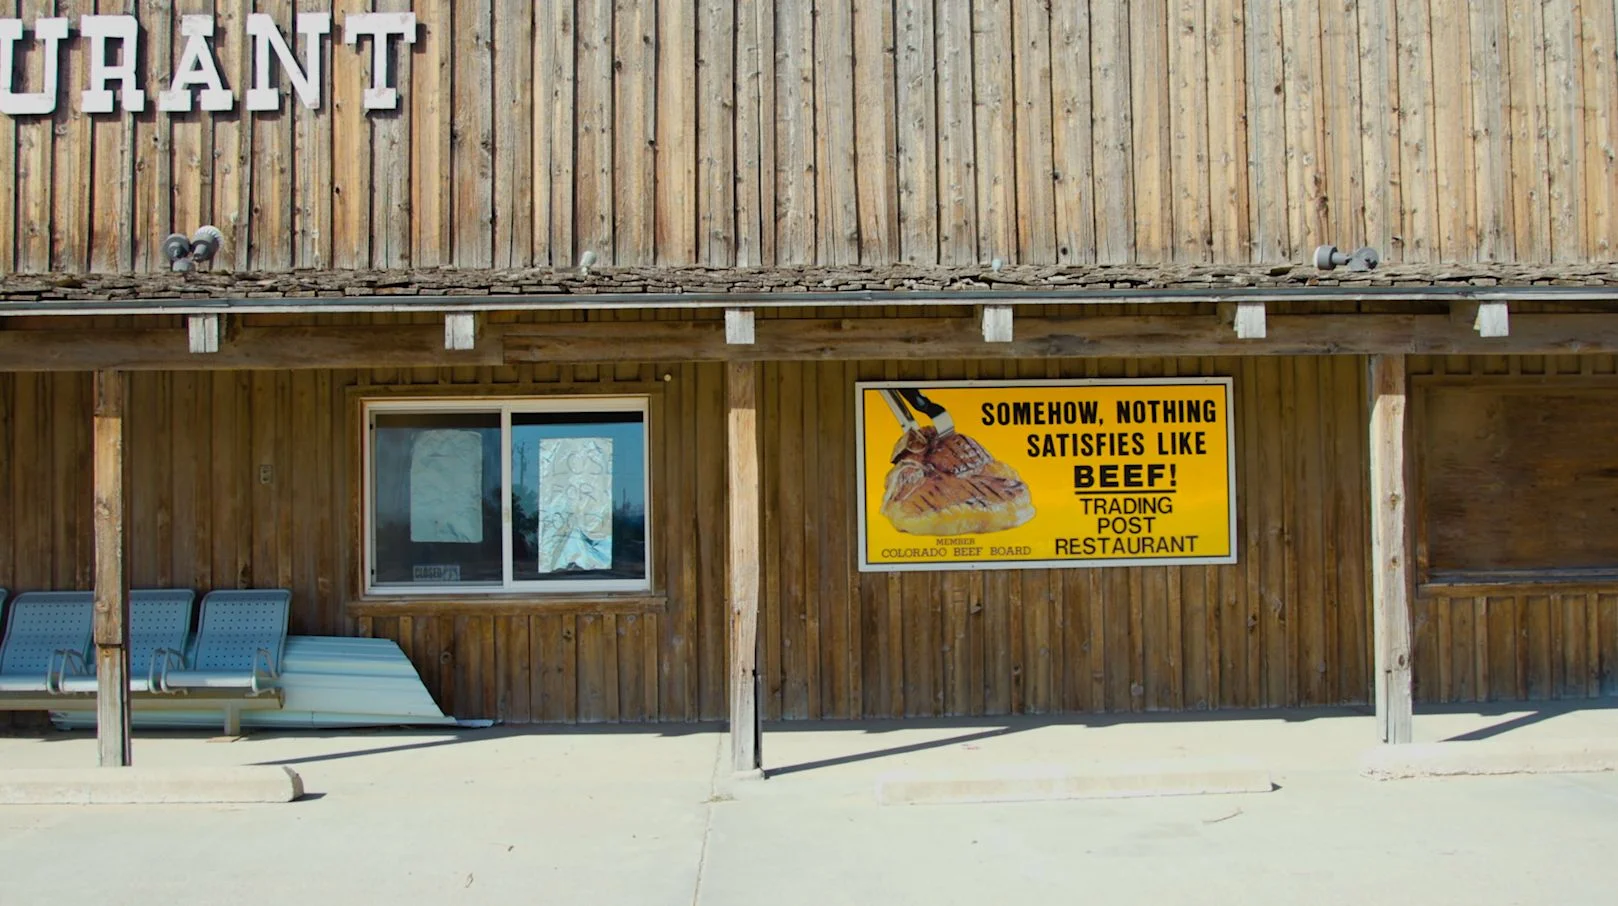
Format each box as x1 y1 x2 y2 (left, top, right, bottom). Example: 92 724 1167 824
880 426 1035 535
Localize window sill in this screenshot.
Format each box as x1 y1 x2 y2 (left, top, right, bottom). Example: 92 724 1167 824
1418 569 1618 598
348 593 667 618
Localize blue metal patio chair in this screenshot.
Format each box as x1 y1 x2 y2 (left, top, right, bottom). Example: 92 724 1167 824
154 589 291 734
55 589 196 694
0 591 93 697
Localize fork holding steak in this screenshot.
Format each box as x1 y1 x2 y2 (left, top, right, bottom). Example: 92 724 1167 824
880 427 1036 535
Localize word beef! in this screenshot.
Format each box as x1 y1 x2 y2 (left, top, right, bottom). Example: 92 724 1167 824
0 13 416 116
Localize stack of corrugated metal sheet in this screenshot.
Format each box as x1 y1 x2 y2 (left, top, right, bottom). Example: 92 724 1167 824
51 636 459 730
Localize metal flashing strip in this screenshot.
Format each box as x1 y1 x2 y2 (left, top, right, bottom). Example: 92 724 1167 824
3 284 1618 317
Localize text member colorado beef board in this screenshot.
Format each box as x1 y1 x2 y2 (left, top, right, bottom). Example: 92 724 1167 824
857 379 1237 572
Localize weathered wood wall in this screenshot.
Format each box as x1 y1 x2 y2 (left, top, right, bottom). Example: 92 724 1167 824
3 0 1616 275
1418 373 1618 574
0 310 1382 721
5 323 1618 720
1410 353 1618 704
755 348 1373 717
0 329 734 722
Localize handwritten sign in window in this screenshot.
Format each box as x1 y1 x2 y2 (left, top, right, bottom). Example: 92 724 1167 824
536 438 614 573
409 429 484 544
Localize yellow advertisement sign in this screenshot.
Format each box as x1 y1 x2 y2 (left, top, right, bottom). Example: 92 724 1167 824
857 379 1236 572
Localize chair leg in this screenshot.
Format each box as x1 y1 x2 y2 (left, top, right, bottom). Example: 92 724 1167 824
223 707 241 737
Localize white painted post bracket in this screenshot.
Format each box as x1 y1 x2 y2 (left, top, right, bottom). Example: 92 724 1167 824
187 314 221 354
981 306 1014 343
1473 301 1509 338
444 312 477 350
1233 301 1266 339
725 308 756 345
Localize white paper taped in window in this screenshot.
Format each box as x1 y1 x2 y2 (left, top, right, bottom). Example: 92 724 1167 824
537 437 613 572
410 429 485 543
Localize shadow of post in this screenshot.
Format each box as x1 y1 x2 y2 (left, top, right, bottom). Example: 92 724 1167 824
1428 698 1618 742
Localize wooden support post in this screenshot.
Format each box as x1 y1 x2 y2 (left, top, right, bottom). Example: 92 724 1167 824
727 361 762 775
1369 354 1413 744
93 370 132 767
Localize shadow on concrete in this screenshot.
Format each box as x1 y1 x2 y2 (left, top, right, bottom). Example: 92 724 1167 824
249 707 1384 775
758 707 1378 777
251 731 509 767
237 721 729 767
1423 698 1618 742
765 727 1018 778
19 719 726 747
760 705 1375 737
11 700 1616 772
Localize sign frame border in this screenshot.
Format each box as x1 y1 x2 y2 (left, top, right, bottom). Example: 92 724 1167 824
854 376 1239 574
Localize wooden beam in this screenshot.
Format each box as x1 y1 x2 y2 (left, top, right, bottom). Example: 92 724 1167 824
93 370 132 767
1369 354 1413 745
444 312 478 350
727 361 762 775
724 308 756 345
7 313 1618 371
505 313 1618 363
187 315 221 354
981 305 1014 342
0 325 502 371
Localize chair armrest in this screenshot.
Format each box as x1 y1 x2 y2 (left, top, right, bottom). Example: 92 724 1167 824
148 648 187 692
49 648 89 694
251 648 280 695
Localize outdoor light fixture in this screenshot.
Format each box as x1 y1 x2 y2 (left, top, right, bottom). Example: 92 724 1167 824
163 225 224 272
190 225 223 262
1314 244 1380 272
162 233 191 268
578 249 597 276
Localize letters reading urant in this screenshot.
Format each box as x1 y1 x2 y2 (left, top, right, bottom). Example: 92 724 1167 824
0 12 418 116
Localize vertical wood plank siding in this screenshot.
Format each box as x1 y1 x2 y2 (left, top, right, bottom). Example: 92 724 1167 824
10 343 1611 722
1408 354 1618 703
4 0 1617 273
26 327 1559 723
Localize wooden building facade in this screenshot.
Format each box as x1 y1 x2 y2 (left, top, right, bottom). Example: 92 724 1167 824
2 1 1617 746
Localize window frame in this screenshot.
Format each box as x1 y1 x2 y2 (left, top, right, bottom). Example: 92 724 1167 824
361 394 654 598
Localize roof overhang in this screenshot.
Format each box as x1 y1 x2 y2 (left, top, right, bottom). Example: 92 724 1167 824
3 282 1618 317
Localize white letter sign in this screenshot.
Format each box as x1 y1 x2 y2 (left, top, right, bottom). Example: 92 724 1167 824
0 11 417 118
342 13 417 110
80 15 145 113
0 18 69 116
246 12 331 111
158 16 233 112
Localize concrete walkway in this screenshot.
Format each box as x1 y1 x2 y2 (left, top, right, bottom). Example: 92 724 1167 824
2 704 1616 905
